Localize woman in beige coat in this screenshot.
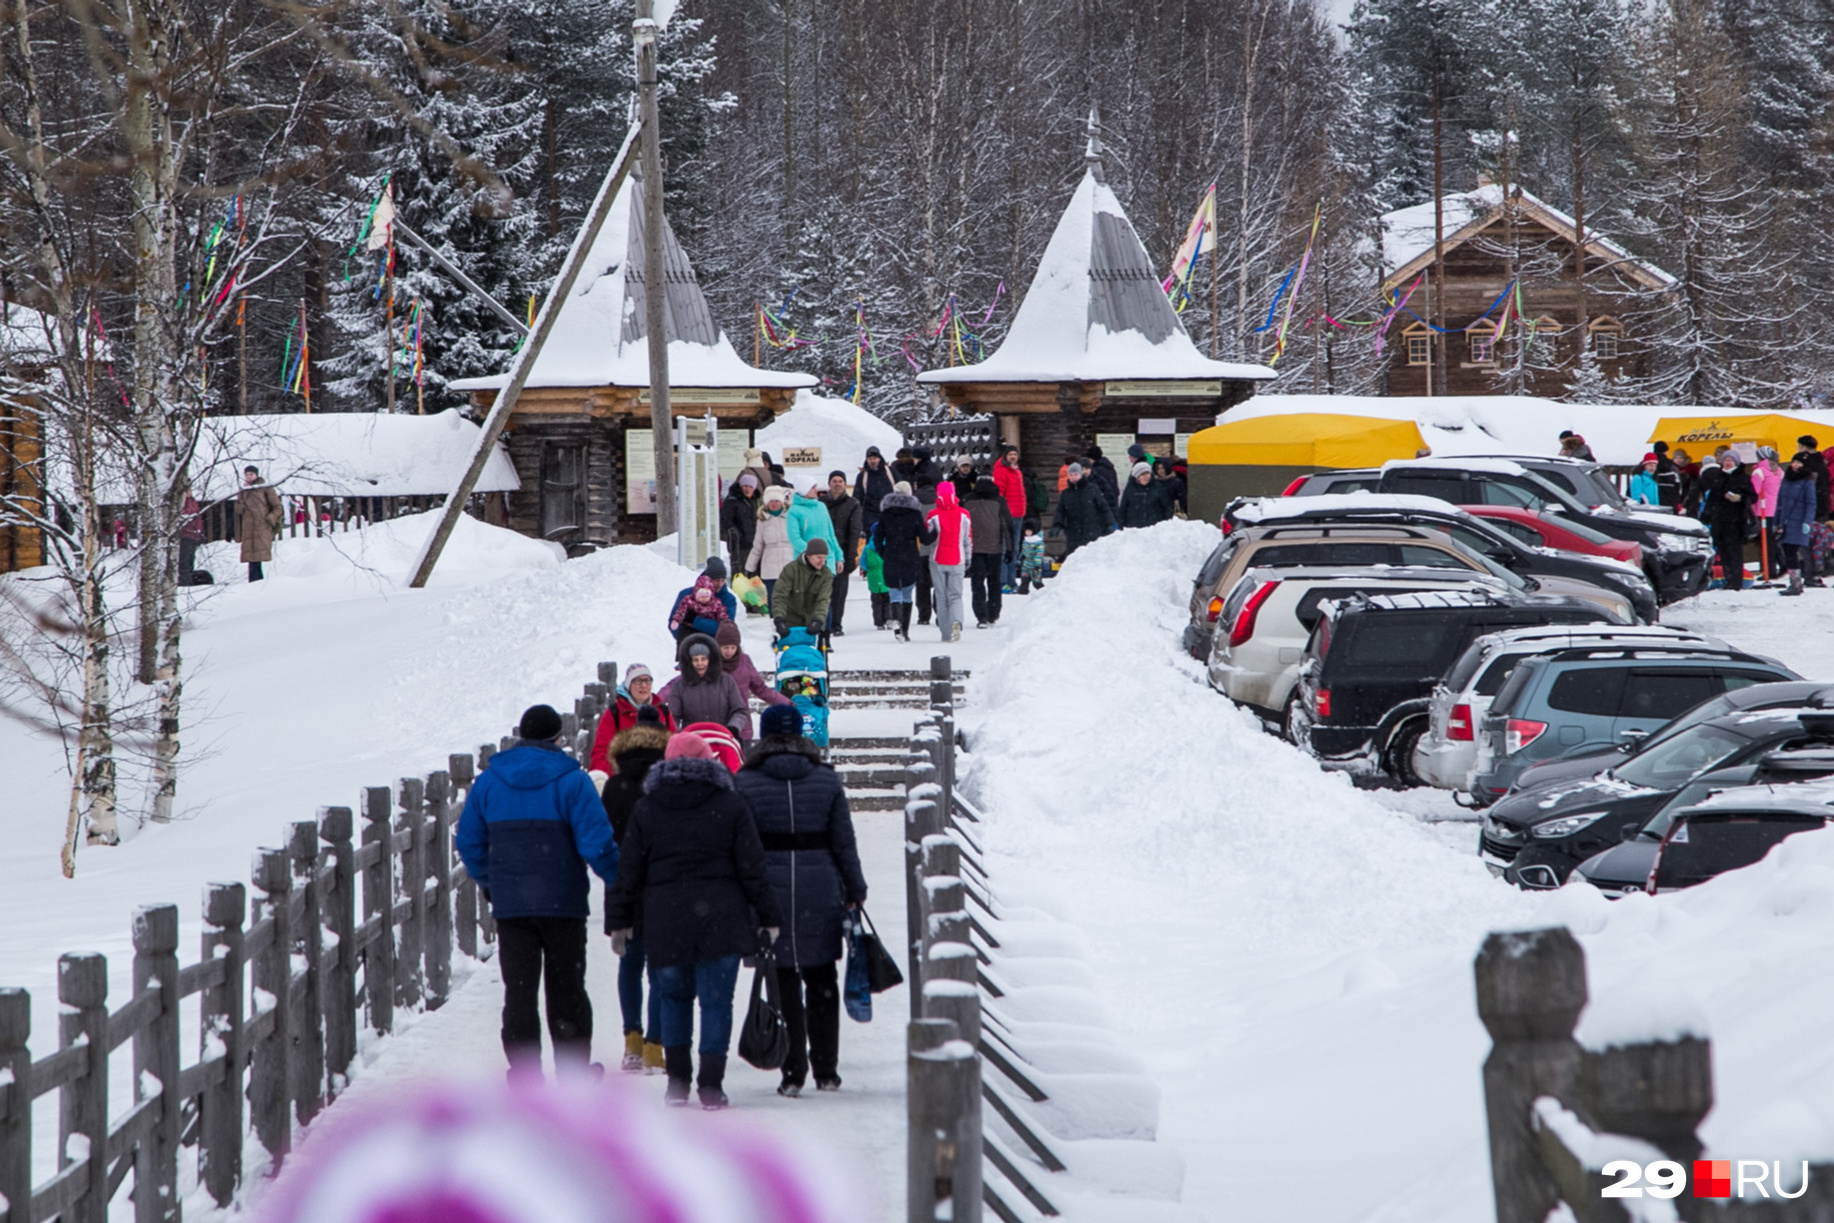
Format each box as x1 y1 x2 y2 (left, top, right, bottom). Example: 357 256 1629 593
236 466 283 581
744 486 796 597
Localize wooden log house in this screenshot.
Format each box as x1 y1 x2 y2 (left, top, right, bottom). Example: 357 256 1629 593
917 128 1274 517
452 166 815 551
1380 182 1676 398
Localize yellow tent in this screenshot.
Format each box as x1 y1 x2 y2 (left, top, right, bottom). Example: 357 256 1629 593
1648 414 1827 457
1185 413 1427 522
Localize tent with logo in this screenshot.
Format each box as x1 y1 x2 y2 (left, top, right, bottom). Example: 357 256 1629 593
1647 414 1829 461
1184 413 1428 523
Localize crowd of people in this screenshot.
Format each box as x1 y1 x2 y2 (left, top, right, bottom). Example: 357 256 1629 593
458 688 867 1110
1626 433 1833 595
713 439 1190 643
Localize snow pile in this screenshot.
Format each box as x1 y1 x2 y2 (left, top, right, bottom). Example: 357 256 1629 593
1232 393 1834 467
189 410 521 500
755 390 902 487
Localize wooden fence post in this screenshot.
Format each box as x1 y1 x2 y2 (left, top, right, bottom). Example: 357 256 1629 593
288 820 325 1124
1475 927 1587 1223
395 778 425 1011
1580 1039 1713 1168
922 838 975 996
908 1016 982 1223
904 792 942 1020
130 903 181 1223
573 698 595 759
251 847 292 1162
318 807 358 1090
450 754 479 960
598 661 619 691
0 988 31 1223
57 952 108 1223
424 771 453 1009
361 787 396 1035
199 883 246 1206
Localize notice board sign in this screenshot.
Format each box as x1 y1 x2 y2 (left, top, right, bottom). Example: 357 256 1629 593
779 446 822 467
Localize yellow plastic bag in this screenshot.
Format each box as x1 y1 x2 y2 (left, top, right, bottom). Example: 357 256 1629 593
733 572 769 614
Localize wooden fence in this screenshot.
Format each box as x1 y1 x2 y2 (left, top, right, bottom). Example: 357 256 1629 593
1477 926 1834 1220
0 663 621 1223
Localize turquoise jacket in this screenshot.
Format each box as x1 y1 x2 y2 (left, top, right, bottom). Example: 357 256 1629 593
788 493 841 561
1629 470 1659 505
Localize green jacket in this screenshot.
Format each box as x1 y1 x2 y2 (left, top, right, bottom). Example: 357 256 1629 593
861 540 888 594
771 555 833 628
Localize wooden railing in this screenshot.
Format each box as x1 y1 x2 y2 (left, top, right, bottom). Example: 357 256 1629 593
0 664 620 1223
1477 926 1834 1220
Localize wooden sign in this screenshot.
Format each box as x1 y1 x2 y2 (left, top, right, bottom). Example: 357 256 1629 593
1104 380 1222 398
780 446 822 466
637 387 761 405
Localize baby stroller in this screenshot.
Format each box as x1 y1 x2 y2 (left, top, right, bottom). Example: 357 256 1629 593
773 626 831 748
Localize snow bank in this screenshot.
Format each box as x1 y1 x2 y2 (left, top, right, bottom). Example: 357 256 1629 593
755 390 902 489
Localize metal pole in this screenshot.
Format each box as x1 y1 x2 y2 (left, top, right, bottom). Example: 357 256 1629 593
394 220 528 337
636 0 678 537
405 125 642 588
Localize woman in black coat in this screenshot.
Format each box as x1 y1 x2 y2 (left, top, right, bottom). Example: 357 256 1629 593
605 735 783 1109
732 708 869 1095
1698 453 1755 591
869 482 936 641
599 715 671 1073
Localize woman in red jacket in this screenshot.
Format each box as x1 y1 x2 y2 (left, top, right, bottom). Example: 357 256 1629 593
588 664 678 775
925 481 973 642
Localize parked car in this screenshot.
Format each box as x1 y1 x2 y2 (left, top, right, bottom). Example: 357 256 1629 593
1368 457 1714 602
1573 748 1834 896
1461 505 1645 567
1224 494 1658 624
1473 645 1797 797
1479 703 1834 888
1182 520 1635 659
1205 566 1503 725
1281 469 1381 498
1413 625 1728 800
1643 784 1834 893
1289 589 1615 781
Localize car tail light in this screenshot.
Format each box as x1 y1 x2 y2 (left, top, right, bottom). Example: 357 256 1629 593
1504 719 1548 754
1447 703 1474 741
1314 688 1332 719
1227 580 1280 647
1280 474 1311 496
1206 595 1225 622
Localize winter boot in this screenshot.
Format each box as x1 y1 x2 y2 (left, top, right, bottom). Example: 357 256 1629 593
815 1074 843 1092
621 1031 645 1073
663 1045 693 1106
696 1053 730 1110
643 1040 666 1074
1783 569 1805 596
1811 574 1828 588
896 604 912 642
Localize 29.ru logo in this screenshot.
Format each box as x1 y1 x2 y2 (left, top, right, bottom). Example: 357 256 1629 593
1601 1160 1811 1199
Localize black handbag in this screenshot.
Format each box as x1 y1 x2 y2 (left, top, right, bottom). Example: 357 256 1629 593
857 908 906 994
737 946 791 1070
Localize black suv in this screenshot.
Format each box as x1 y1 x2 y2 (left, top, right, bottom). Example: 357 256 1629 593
1222 496 1659 624
1480 703 1834 887
1370 458 1713 602
1292 588 1613 782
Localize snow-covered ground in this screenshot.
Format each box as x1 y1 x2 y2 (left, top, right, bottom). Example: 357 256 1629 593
8 496 1834 1221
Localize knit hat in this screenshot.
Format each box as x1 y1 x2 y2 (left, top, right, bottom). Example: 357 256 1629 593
1759 445 1779 461
1086 445 1104 459
1127 443 1148 461
686 640 713 658
715 621 743 647
1642 453 1660 465
1131 461 1152 479
760 704 803 738
664 732 714 760
1067 462 1085 477
1558 430 1575 440
635 704 663 727
738 472 759 490
1000 442 1018 455
518 704 563 742
744 448 764 465
624 663 653 685
866 445 883 459
803 537 829 557
703 556 727 580
764 486 787 504
893 480 913 495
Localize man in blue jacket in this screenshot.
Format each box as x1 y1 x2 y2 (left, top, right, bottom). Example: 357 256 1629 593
457 703 620 1075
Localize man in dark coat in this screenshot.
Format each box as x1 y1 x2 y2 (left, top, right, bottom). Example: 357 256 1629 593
771 540 833 635
822 471 864 635
599 711 671 1073
1119 461 1174 528
1698 451 1755 590
456 704 620 1076
1054 463 1117 555
733 705 868 1095
869 482 936 641
1082 445 1121 506
721 475 760 564
965 476 1014 627
605 733 782 1108
853 446 894 535
947 457 978 503
1796 435 1830 521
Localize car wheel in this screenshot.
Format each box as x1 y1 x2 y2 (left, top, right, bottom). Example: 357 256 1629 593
1385 720 1427 788
1281 693 1305 743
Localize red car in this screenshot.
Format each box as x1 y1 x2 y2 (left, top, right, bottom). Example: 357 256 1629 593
1462 505 1645 566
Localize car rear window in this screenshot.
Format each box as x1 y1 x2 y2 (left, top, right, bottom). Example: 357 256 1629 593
1475 479 1544 509
1252 542 1393 568
1396 544 1471 569
1548 666 1628 716
1295 587 1382 628
1343 613 1458 667
1475 655 1525 696
1723 670 1787 690
1197 540 1236 587
1620 671 1726 720
1385 473 1466 502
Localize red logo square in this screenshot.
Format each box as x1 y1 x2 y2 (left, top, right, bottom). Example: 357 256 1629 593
1694 1160 1731 1198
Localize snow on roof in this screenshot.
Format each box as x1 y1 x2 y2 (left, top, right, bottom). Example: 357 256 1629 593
919 168 1274 385
189 409 520 500
450 165 813 394
1686 783 1834 814
1380 183 1676 290
1228 394 1834 467
756 390 903 487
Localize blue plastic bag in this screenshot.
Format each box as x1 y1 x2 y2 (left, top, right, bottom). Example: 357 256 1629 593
843 912 872 1023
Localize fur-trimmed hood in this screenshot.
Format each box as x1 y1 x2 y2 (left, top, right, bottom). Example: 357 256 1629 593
608 723 670 763
879 492 922 514
642 755 735 793
675 632 722 686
